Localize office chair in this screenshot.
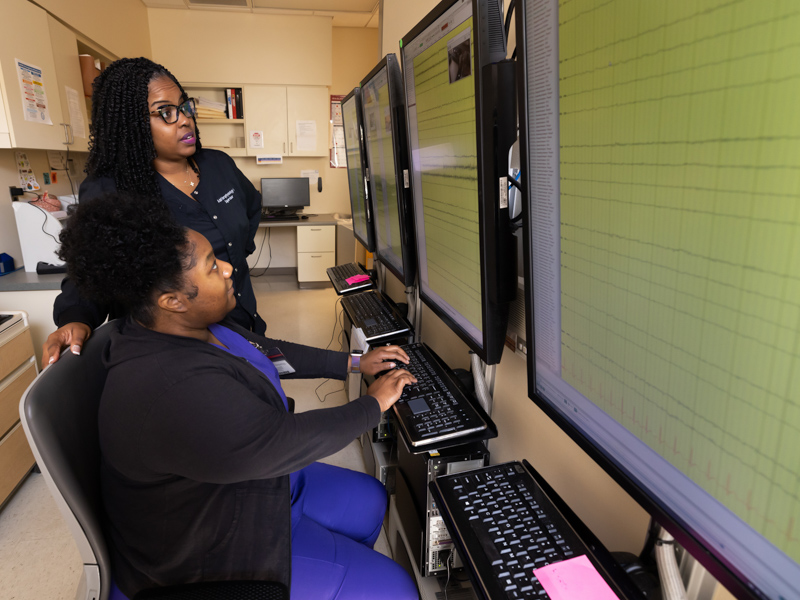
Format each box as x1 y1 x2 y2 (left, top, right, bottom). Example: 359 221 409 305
19 321 288 600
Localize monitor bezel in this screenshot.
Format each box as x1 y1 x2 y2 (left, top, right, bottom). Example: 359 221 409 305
341 86 376 253
359 53 417 288
400 0 516 365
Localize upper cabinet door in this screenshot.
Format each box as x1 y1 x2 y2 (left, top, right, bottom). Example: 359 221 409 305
47 15 90 152
0 0 67 150
286 86 329 157
244 85 288 156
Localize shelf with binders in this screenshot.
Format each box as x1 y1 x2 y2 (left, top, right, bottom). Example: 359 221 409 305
184 84 246 157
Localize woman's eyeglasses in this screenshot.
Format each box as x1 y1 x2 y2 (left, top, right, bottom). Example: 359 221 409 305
149 98 197 124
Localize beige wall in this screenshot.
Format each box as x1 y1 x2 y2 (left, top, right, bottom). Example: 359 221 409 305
35 0 151 59
148 10 332 86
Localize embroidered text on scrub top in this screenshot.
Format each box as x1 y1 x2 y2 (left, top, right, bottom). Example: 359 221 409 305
217 189 235 204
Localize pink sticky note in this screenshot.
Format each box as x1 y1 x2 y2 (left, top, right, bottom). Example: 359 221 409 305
533 555 620 600
345 274 370 285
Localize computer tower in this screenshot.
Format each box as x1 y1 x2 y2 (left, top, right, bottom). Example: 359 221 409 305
397 440 490 577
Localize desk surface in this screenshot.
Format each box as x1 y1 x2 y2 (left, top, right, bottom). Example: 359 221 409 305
0 270 63 292
258 213 342 228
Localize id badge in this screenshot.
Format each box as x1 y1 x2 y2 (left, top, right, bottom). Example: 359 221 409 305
266 347 295 375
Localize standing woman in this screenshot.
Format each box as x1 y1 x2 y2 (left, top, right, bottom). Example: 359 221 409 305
43 57 265 364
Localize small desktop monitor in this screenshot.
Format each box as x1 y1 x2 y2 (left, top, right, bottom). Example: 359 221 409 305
401 0 517 365
341 87 376 252
260 178 310 216
518 1 800 598
360 53 416 287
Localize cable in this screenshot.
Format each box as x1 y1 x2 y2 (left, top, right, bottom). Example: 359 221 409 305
504 0 516 40
249 228 272 277
655 528 688 600
315 298 346 403
470 351 494 415
26 193 61 244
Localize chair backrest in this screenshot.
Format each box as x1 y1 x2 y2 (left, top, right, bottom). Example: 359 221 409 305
20 321 117 600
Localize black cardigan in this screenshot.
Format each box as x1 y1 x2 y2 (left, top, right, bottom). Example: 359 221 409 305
54 148 266 334
99 318 380 597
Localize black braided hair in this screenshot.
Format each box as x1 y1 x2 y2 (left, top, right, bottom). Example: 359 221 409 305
57 191 195 328
85 57 202 199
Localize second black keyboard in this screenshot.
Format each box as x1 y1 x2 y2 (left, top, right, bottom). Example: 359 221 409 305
341 291 410 341
389 343 487 447
431 461 642 600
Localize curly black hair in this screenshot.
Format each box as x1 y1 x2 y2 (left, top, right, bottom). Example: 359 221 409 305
86 57 202 198
57 191 195 328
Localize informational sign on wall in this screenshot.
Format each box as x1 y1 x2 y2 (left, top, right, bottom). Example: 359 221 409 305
16 59 52 124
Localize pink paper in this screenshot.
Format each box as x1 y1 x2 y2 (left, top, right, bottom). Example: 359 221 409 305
533 555 619 600
345 274 370 284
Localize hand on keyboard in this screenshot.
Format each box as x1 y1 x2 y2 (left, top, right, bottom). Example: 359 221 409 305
359 344 410 376
366 369 417 412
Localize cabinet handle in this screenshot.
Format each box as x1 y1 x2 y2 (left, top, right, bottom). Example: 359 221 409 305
290 142 293 153
68 124 74 145
60 123 69 145
283 142 286 154
311 228 321 231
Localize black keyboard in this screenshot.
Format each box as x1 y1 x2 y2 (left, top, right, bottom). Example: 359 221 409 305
260 211 300 221
327 262 373 294
388 343 486 447
341 291 410 342
431 461 642 600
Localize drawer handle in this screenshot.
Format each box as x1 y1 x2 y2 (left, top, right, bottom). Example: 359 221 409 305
310 228 322 231
311 255 322 258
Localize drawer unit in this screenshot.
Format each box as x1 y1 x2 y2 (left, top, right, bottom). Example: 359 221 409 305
0 362 36 437
296 224 336 285
297 251 335 282
0 311 37 509
297 225 336 253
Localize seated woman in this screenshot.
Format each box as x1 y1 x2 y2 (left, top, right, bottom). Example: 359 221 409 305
57 192 419 600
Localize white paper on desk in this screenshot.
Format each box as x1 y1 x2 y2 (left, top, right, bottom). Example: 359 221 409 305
65 86 86 139
296 120 317 152
16 59 52 124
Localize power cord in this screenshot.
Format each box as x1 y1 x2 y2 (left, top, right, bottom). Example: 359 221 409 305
249 228 272 277
26 193 61 244
315 298 346 403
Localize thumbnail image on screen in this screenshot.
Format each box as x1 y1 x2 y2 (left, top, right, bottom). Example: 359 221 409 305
362 67 404 276
341 92 371 248
405 3 481 344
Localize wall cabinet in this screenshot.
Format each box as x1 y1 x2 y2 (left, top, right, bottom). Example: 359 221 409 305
0 312 37 508
187 84 329 159
0 0 88 151
245 85 329 158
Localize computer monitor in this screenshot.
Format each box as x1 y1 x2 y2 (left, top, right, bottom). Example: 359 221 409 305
260 178 310 216
341 87 376 252
360 54 416 287
401 0 517 365
518 1 800 598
